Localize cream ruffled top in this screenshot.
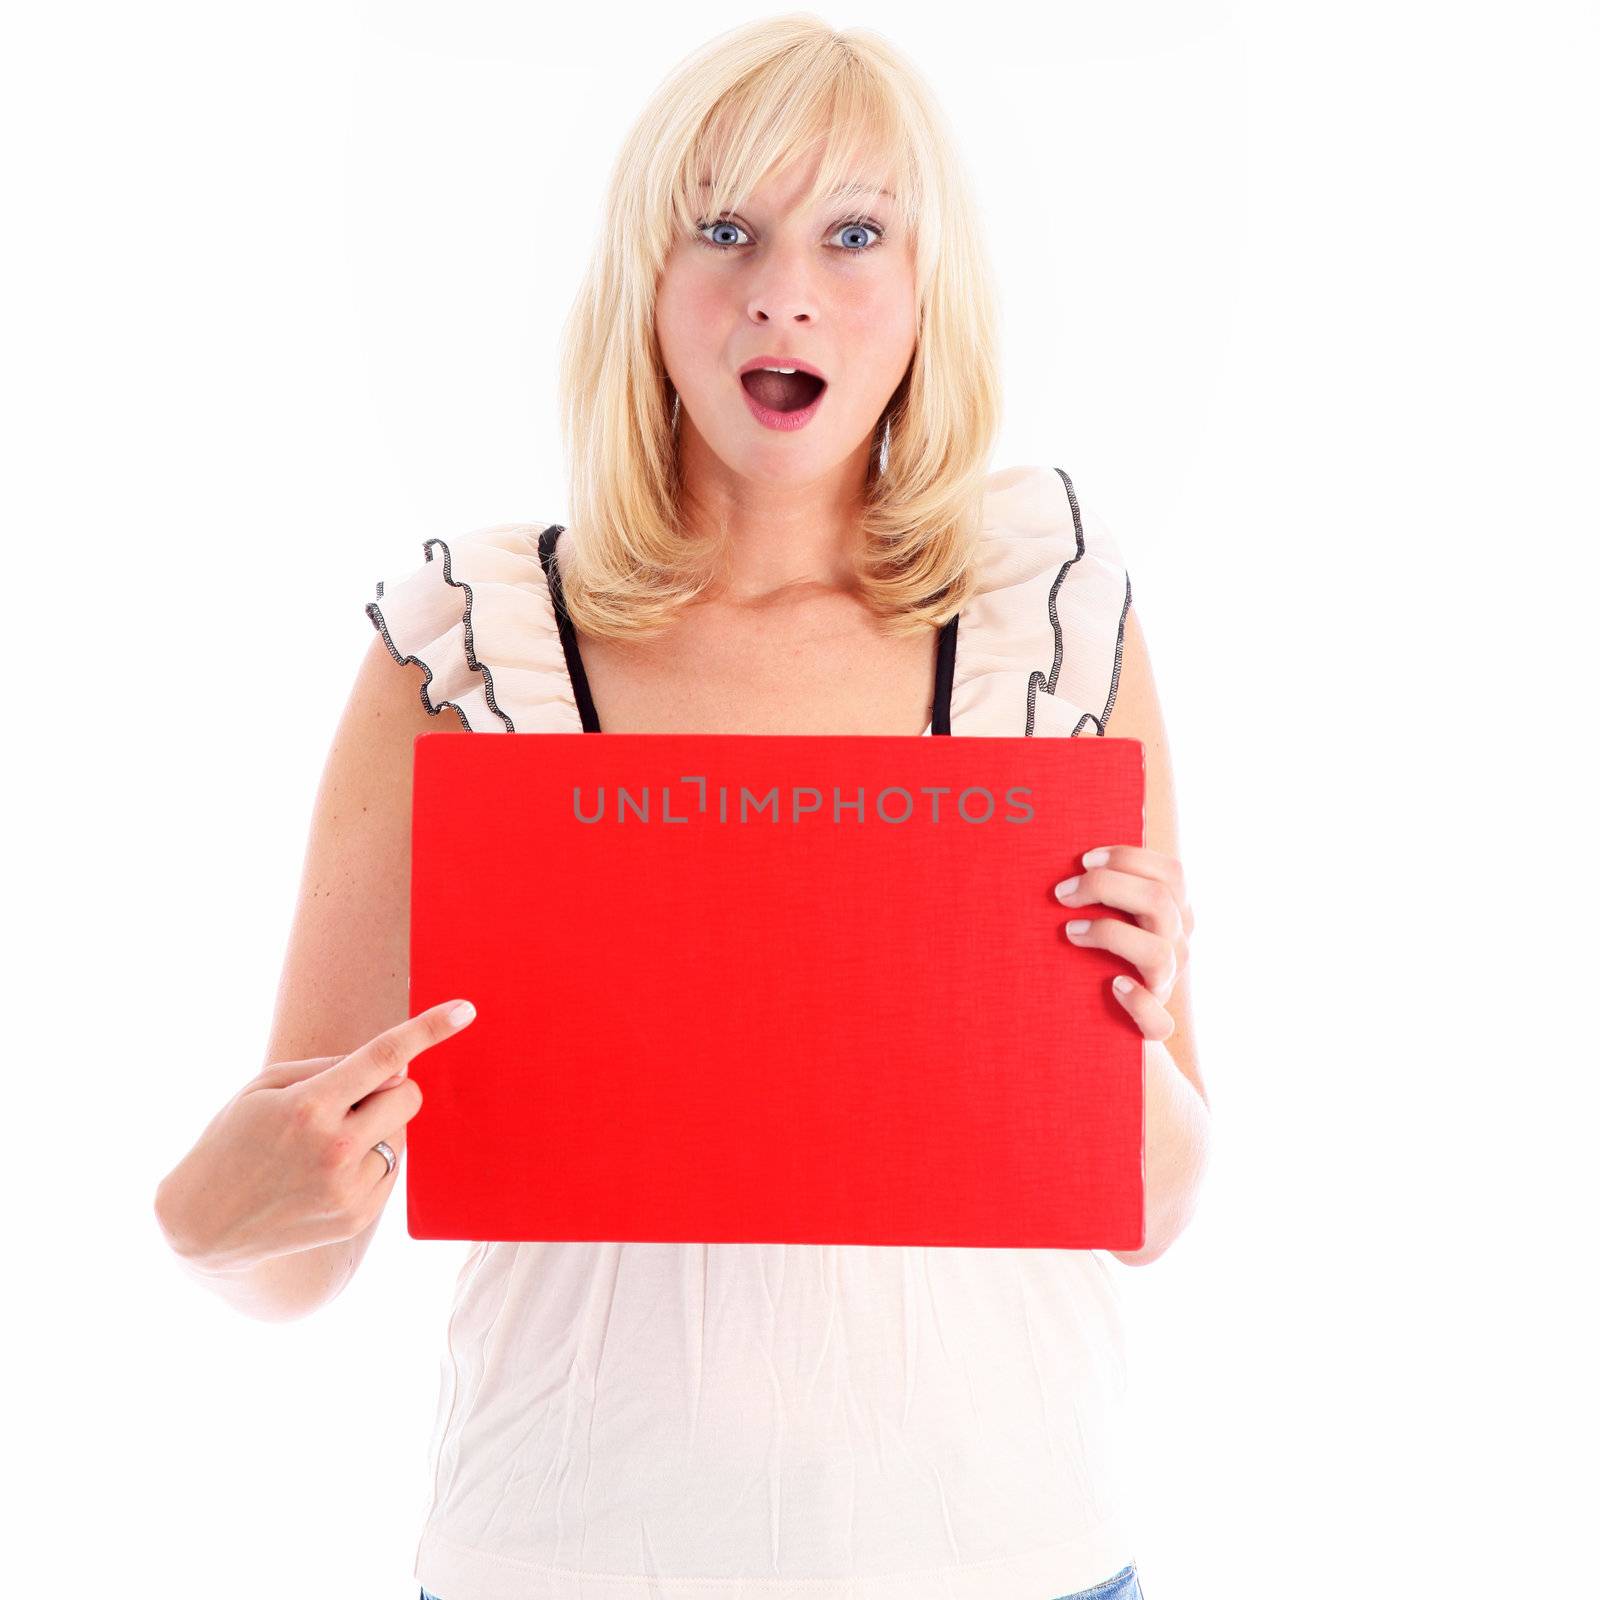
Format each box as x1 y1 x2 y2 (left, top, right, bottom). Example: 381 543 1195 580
367 463 1139 1600
368 462 1131 741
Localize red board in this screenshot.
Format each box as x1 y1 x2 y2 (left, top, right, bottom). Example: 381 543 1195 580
407 732 1145 1249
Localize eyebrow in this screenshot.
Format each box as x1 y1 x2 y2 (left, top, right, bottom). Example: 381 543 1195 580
695 181 896 201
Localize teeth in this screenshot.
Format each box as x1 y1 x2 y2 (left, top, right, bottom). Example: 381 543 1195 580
764 366 798 374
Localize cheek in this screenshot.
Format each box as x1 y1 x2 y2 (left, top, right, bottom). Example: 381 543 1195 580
656 266 725 376
841 277 918 386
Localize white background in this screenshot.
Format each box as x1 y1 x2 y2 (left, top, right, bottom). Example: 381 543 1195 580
5 3 1595 1596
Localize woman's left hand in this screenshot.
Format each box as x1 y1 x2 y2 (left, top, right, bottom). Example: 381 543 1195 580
1054 844 1193 1043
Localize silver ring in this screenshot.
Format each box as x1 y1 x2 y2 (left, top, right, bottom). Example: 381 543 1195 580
372 1140 397 1177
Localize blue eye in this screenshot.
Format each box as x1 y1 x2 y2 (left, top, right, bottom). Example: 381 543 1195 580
698 218 750 249
830 218 884 251
694 215 887 254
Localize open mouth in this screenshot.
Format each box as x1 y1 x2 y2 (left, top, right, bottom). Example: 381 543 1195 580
740 369 828 412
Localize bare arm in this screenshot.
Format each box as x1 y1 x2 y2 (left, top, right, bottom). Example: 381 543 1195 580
1099 606 1209 1268
154 1198 359 1322
154 630 462 1320
1115 1039 1210 1267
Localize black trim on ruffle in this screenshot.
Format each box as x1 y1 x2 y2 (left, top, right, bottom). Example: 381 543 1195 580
365 537 515 733
1032 466 1132 738
1096 569 1133 736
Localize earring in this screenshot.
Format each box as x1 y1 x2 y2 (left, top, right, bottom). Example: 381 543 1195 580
877 414 891 474
671 391 681 432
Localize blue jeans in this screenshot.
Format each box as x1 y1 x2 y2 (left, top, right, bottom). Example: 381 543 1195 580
1052 1564 1145 1599
421 1564 1143 1599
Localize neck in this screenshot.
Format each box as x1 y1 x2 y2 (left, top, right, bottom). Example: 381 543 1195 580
676 423 877 605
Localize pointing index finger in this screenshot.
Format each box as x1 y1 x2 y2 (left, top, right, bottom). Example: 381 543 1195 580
326 999 476 1105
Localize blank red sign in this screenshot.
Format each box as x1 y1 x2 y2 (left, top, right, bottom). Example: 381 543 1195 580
407 732 1145 1249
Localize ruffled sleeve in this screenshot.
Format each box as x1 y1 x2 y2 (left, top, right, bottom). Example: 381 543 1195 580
951 464 1134 738
364 521 583 734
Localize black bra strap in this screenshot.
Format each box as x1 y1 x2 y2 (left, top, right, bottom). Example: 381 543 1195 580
931 611 958 735
537 524 603 733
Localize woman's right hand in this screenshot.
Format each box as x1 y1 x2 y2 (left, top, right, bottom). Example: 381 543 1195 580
155 999 477 1274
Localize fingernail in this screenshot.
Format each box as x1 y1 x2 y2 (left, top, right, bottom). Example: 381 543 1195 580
448 1001 477 1027
1114 976 1134 993
1082 847 1110 868
1054 876 1080 903
1064 919 1091 937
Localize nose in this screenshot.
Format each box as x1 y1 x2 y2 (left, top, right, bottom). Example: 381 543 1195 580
748 298 814 325
745 252 818 326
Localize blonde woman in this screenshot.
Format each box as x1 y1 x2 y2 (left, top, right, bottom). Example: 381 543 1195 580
154 16 1209 1599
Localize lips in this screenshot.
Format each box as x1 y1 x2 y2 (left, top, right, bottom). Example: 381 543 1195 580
740 369 828 412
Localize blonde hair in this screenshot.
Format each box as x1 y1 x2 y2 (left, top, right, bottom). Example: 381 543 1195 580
553 13 1003 642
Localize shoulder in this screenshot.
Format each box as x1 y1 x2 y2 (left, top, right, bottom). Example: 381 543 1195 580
977 463 1130 575
953 464 1132 737
363 519 580 734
